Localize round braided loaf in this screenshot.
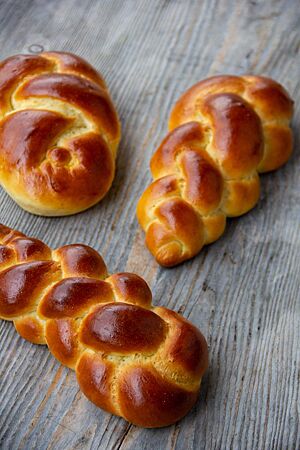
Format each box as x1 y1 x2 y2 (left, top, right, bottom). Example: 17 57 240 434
0 224 208 428
0 51 121 216
137 75 293 266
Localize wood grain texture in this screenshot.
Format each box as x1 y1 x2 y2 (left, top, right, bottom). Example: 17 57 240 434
0 0 299 448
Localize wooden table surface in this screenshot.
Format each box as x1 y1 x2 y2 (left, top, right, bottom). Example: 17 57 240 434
0 1 299 449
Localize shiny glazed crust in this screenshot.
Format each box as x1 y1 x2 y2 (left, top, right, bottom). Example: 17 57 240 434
137 75 293 266
0 224 208 428
0 52 121 216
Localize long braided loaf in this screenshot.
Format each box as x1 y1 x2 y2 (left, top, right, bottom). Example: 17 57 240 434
0 224 208 428
0 51 121 216
137 75 293 266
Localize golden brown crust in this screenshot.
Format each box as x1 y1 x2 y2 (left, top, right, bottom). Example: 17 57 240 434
155 307 209 377
76 353 117 415
80 303 166 353
137 75 293 266
14 315 46 345
9 237 52 262
53 244 108 278
107 273 153 307
0 224 208 427
118 365 198 428
42 51 107 89
45 318 81 368
0 261 60 318
0 51 121 216
38 278 113 318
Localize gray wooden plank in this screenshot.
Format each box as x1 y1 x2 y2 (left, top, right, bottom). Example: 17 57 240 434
0 0 299 449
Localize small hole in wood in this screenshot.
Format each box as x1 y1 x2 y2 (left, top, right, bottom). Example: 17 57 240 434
28 44 44 54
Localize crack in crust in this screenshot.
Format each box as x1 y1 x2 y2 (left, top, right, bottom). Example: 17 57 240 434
0 223 208 428
0 51 121 216
137 75 294 267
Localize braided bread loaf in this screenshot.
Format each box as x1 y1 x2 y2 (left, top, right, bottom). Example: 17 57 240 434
137 75 293 266
0 51 121 216
0 224 208 428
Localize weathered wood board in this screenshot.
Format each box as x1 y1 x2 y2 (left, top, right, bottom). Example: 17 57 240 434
0 0 299 449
